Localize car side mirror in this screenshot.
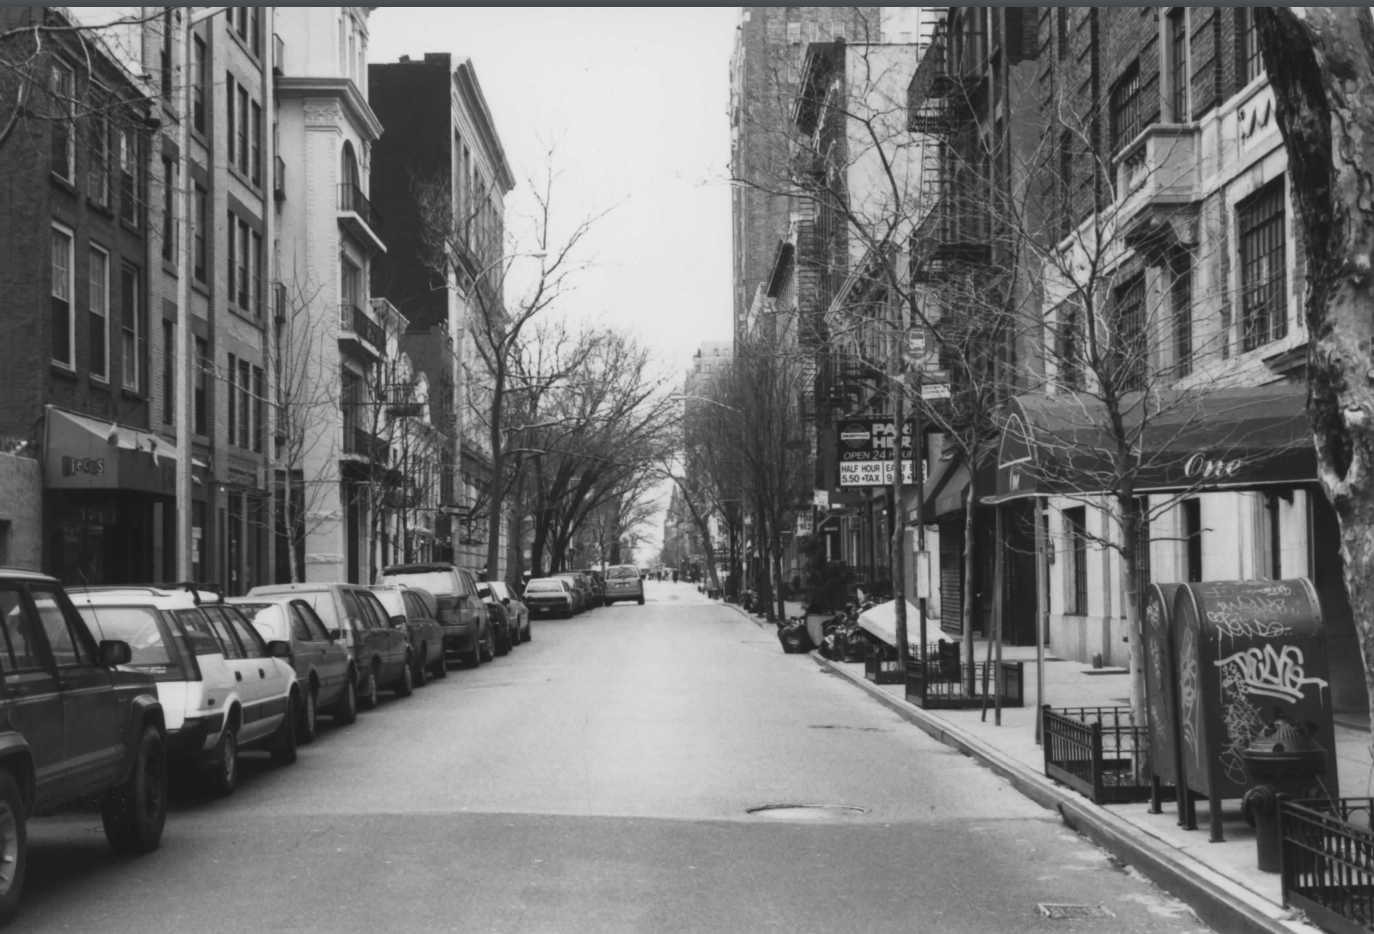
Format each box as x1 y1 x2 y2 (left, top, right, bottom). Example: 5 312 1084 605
267 640 292 659
98 640 132 666
502 598 511 606
328 628 344 641
390 614 407 628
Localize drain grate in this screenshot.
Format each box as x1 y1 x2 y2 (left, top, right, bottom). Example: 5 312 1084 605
1037 904 1115 920
747 804 867 821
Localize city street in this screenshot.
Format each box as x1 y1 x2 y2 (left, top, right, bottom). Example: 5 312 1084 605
12 581 1207 934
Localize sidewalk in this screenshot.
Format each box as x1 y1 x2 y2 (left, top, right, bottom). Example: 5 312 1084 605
722 597 1359 934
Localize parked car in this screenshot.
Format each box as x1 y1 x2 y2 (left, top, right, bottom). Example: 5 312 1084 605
475 582 513 655
0 569 168 922
247 583 413 707
488 581 530 643
226 595 354 743
554 572 592 614
370 584 448 685
378 563 494 667
603 564 646 606
524 577 576 619
72 584 300 798
577 568 607 607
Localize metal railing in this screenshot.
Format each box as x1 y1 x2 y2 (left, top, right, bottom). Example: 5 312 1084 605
906 658 1024 710
1281 798 1374 934
1042 705 1154 805
337 183 382 230
338 303 384 353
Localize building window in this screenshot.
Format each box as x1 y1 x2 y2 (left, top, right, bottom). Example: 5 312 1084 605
121 264 143 392
1064 507 1088 616
227 212 236 304
89 246 109 382
228 353 238 445
1171 253 1193 377
161 157 177 262
192 35 206 134
1055 299 1082 390
239 359 251 449
253 366 265 453
238 222 250 309
1110 274 1147 393
237 85 249 173
1110 61 1142 150
118 129 139 227
193 185 207 282
251 101 262 186
1238 8 1263 86
194 337 208 435
88 114 109 206
252 232 264 317
1167 9 1188 122
50 61 74 180
160 9 174 100
51 225 74 367
226 73 235 168
250 7 262 58
1263 492 1281 579
162 319 174 424
1239 179 1288 352
1183 498 1202 582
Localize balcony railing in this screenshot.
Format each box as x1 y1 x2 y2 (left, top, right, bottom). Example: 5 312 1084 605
338 303 384 356
337 183 382 230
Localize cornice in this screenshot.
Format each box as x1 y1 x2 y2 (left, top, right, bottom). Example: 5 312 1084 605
278 77 384 141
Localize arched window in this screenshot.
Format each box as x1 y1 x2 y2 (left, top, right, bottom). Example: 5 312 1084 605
340 141 360 192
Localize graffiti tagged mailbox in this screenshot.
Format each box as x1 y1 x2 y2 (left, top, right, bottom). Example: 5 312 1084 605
1172 579 1338 842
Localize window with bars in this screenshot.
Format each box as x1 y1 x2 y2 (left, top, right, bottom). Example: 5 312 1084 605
1239 179 1287 352
1110 62 1142 150
1171 253 1193 377
1065 507 1088 616
1168 9 1188 121
1111 274 1147 392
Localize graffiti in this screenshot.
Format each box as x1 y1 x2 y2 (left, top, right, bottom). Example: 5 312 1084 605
1207 611 1293 643
1179 634 1200 768
1146 601 1160 630
1217 661 1269 785
1213 644 1329 704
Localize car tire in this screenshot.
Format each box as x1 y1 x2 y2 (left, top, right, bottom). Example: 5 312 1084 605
460 642 480 668
102 724 168 855
480 629 494 663
359 668 379 710
334 673 358 725
432 652 448 679
523 623 532 643
413 649 428 688
638 595 645 605
270 695 298 766
394 658 414 697
299 684 319 744
495 627 510 657
204 726 238 798
0 770 27 925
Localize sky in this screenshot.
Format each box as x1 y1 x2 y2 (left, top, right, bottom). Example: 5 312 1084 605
369 7 738 378
369 8 740 560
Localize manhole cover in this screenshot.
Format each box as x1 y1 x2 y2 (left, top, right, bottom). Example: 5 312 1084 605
747 804 867 821
1037 904 1115 920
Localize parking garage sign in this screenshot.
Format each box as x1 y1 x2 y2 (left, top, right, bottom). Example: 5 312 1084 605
838 418 915 487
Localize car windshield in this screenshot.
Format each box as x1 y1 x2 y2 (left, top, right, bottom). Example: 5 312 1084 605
380 570 456 596
75 606 176 670
234 603 287 642
489 582 510 600
371 589 405 617
526 580 564 593
607 566 639 579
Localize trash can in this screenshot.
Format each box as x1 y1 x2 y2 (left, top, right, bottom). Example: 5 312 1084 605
1172 578 1338 842
1240 709 1328 872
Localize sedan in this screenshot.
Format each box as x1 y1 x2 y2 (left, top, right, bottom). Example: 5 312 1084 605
489 580 530 643
228 596 353 742
524 578 575 619
370 584 448 686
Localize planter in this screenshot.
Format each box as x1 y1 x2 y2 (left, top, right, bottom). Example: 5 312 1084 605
1042 705 1156 805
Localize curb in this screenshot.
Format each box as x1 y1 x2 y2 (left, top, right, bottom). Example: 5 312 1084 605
811 651 1315 934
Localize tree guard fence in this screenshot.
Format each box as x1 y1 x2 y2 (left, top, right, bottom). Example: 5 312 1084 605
1280 797 1374 934
1041 705 1155 805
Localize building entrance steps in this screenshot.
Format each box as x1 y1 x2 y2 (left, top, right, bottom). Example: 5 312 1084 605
804 633 1373 934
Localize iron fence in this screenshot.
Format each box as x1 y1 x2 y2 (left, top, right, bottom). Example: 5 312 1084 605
905 657 1023 709
1281 797 1374 934
1042 705 1154 805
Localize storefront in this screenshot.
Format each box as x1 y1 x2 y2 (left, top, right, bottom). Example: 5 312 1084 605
987 384 1363 712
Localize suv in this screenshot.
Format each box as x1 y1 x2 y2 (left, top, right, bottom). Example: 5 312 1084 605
72 584 301 797
378 564 493 668
247 583 413 708
370 584 448 686
603 565 645 606
0 570 168 922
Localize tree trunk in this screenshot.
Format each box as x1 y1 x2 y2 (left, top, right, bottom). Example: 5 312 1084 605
1119 494 1146 726
891 377 909 665
962 473 978 698
486 371 505 580
1259 7 1374 744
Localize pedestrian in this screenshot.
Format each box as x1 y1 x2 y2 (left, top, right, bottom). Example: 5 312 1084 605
672 569 679 583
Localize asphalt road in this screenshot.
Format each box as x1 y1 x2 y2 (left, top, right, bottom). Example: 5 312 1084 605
12 580 1212 934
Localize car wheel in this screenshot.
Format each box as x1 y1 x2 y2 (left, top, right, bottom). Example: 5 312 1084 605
102 724 168 855
270 695 298 766
334 673 358 725
359 668 379 710
299 684 319 744
0 770 27 925
204 726 238 798
432 651 448 679
495 627 510 657
413 649 428 688
638 594 645 605
460 642 480 668
480 629 494 663
394 657 414 697
523 622 532 643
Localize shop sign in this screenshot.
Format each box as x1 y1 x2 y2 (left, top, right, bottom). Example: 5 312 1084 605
61 456 105 477
796 512 814 535
838 418 915 487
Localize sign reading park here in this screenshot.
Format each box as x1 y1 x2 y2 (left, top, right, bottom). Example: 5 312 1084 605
838 418 915 487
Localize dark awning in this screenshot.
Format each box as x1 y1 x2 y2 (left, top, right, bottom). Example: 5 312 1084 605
44 406 177 496
988 384 1315 503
